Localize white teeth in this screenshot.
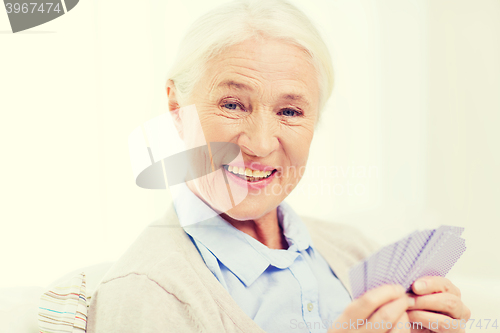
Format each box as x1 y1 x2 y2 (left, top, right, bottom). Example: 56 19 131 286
226 165 274 179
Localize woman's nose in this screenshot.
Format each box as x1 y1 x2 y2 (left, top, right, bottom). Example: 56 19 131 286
237 112 279 158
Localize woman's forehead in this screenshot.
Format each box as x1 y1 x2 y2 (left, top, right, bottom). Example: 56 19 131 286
200 38 320 104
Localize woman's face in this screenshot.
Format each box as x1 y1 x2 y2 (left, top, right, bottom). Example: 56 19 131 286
178 37 320 221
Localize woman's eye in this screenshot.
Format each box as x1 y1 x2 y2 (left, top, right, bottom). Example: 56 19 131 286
223 102 240 110
280 108 300 117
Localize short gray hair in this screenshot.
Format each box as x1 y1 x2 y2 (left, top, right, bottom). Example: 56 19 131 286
167 0 334 115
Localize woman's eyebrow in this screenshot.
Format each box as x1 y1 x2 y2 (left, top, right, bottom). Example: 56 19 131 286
281 94 311 107
216 80 253 91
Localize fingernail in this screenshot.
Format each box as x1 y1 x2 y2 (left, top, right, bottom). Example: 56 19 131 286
407 296 415 307
414 280 426 291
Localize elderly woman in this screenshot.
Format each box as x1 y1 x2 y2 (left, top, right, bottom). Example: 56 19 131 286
87 0 470 332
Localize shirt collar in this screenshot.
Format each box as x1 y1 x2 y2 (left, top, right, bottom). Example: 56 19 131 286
172 183 314 286
277 201 313 252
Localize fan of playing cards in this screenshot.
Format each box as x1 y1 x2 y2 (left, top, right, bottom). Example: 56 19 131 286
349 225 466 299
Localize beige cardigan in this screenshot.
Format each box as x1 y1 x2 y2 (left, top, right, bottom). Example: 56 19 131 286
87 206 379 333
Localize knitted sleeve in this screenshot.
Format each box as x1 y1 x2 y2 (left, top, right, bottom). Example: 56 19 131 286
87 273 203 333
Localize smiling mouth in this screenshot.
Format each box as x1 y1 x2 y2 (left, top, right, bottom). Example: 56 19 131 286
223 165 277 182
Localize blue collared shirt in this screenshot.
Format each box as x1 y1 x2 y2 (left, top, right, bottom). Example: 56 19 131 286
172 183 351 333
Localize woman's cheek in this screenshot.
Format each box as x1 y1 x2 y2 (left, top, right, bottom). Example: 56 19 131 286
200 113 240 142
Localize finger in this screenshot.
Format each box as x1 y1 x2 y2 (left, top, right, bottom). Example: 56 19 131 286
365 295 413 333
409 328 433 333
407 310 465 333
412 277 461 297
407 293 463 319
345 284 406 320
462 305 472 321
388 312 410 333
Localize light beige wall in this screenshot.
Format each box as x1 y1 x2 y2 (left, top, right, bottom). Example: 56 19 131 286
425 0 500 278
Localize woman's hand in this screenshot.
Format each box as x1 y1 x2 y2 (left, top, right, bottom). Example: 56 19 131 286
328 284 414 333
407 277 471 333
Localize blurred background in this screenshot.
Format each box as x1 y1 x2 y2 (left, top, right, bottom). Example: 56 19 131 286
1 0 499 329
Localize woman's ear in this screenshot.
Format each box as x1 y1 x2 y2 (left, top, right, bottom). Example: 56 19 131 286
166 79 183 140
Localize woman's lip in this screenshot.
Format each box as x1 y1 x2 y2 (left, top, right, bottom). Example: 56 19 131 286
224 162 276 172
224 167 276 190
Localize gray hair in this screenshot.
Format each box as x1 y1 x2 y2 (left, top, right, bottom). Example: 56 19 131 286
167 0 334 115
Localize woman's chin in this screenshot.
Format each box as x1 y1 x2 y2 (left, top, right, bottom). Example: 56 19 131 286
222 198 279 222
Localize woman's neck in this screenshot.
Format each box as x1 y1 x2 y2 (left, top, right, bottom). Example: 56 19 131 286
185 181 288 250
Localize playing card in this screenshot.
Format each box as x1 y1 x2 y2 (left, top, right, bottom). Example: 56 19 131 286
369 242 397 290
404 227 466 288
395 229 435 289
349 225 466 299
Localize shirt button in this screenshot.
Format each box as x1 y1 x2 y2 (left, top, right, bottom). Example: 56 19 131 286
307 302 314 312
